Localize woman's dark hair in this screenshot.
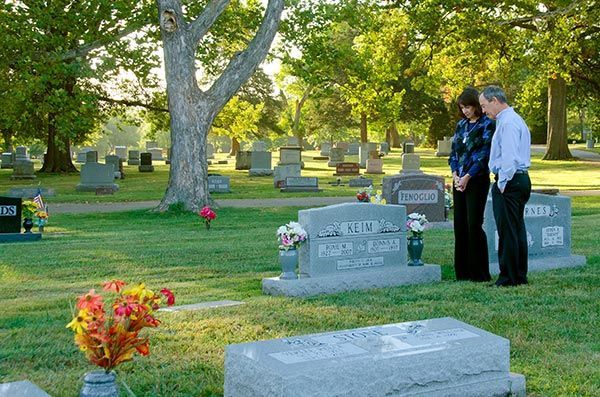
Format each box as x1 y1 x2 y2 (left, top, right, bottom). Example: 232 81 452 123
456 87 483 119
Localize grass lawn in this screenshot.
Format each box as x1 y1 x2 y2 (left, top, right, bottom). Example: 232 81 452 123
1 197 599 396
1 148 599 204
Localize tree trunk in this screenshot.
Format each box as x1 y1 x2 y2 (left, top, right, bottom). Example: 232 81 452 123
230 137 240 156
1 129 13 153
360 112 367 143
292 86 311 148
39 112 78 173
543 74 572 160
389 122 401 148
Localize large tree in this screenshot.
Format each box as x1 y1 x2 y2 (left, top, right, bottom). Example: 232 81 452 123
156 0 284 211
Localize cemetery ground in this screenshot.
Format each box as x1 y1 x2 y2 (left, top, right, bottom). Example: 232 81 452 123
0 196 599 396
1 147 599 203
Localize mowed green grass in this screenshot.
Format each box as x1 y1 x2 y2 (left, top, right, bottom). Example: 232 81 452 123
1 197 599 396
1 147 599 203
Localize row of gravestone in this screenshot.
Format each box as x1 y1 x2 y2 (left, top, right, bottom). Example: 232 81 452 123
2 146 36 180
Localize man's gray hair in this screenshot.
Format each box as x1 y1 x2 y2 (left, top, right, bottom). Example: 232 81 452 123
481 86 508 104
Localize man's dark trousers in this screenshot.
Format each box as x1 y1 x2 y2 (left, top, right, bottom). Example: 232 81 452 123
492 173 531 285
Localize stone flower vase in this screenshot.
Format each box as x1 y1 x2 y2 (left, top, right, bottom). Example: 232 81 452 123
80 370 119 397
279 247 298 280
22 218 34 234
407 236 424 266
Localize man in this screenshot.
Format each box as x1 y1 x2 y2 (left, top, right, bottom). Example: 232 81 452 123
479 86 531 286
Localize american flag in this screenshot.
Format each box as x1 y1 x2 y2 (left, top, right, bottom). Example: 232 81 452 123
33 188 45 210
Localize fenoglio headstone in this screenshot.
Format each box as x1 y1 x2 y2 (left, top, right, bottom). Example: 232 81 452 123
382 173 445 222
249 151 273 176
208 175 231 193
262 203 440 297
435 136 452 157
280 177 321 193
235 151 252 170
128 150 140 165
224 317 525 397
138 152 154 172
484 192 586 274
327 147 345 167
1 152 13 169
76 163 119 192
273 164 301 188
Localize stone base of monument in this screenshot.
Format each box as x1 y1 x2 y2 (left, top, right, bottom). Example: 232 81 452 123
138 165 154 172
127 159 140 165
262 265 441 297
76 183 119 192
0 233 42 243
313 156 329 160
224 317 526 397
10 174 37 180
490 254 586 276
249 169 274 176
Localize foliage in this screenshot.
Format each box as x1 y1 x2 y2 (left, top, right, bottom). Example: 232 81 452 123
21 201 38 219
277 221 307 250
66 280 174 372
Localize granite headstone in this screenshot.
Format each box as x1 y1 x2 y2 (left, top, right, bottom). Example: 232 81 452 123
319 142 331 156
76 163 119 192
115 146 127 159
334 162 360 176
208 175 231 193
359 142 378 168
273 164 301 188
366 158 384 174
327 148 345 167
138 152 154 172
436 136 452 157
249 151 273 176
235 151 252 170
382 173 445 222
127 150 140 165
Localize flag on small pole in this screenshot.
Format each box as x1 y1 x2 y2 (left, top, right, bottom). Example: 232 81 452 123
33 188 45 210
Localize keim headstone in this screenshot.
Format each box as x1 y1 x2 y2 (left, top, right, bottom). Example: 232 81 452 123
382 173 445 222
262 203 440 297
401 153 422 174
435 136 452 157
235 151 252 170
148 147 164 161
115 146 127 159
379 142 390 155
348 176 374 188
273 164 301 188
76 162 119 192
206 143 215 159
334 162 360 176
359 142 378 168
327 147 345 167
105 155 123 179
347 142 360 155
128 150 140 165
1 152 13 169
278 147 302 168
11 146 36 180
138 152 154 172
224 317 526 397
249 151 273 176
280 177 321 193
483 192 586 274
319 142 331 156
252 141 267 152
208 175 231 193
366 158 384 174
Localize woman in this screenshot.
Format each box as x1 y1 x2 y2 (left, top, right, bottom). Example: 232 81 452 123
449 87 495 282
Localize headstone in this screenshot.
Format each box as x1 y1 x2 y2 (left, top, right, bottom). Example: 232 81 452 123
105 155 122 179
359 142 378 168
347 142 360 155
206 143 215 159
138 152 154 172
11 147 36 180
0 196 21 233
348 177 373 188
224 317 526 397
76 151 88 163
334 162 360 176
401 153 422 174
252 141 267 152
327 147 345 167
382 173 445 222
334 142 349 153
145 141 158 150
273 164 301 188
148 147 164 161
278 147 302 166
287 136 300 146
208 175 231 193
319 142 331 156
0 380 51 397
403 141 415 154
280 177 321 193
235 151 252 170
587 139 595 149
483 192 586 274
115 146 127 159
249 151 273 176
76 163 119 192
1 152 13 169
127 150 140 165
435 136 452 157
262 203 440 297
366 158 384 174
85 151 98 163
379 142 390 155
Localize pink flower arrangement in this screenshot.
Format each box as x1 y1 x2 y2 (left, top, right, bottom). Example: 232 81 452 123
199 206 217 230
277 222 307 250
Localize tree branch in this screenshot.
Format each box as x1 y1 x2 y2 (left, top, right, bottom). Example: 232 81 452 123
189 0 232 46
98 96 169 112
206 0 284 114
498 0 579 27
61 22 146 61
